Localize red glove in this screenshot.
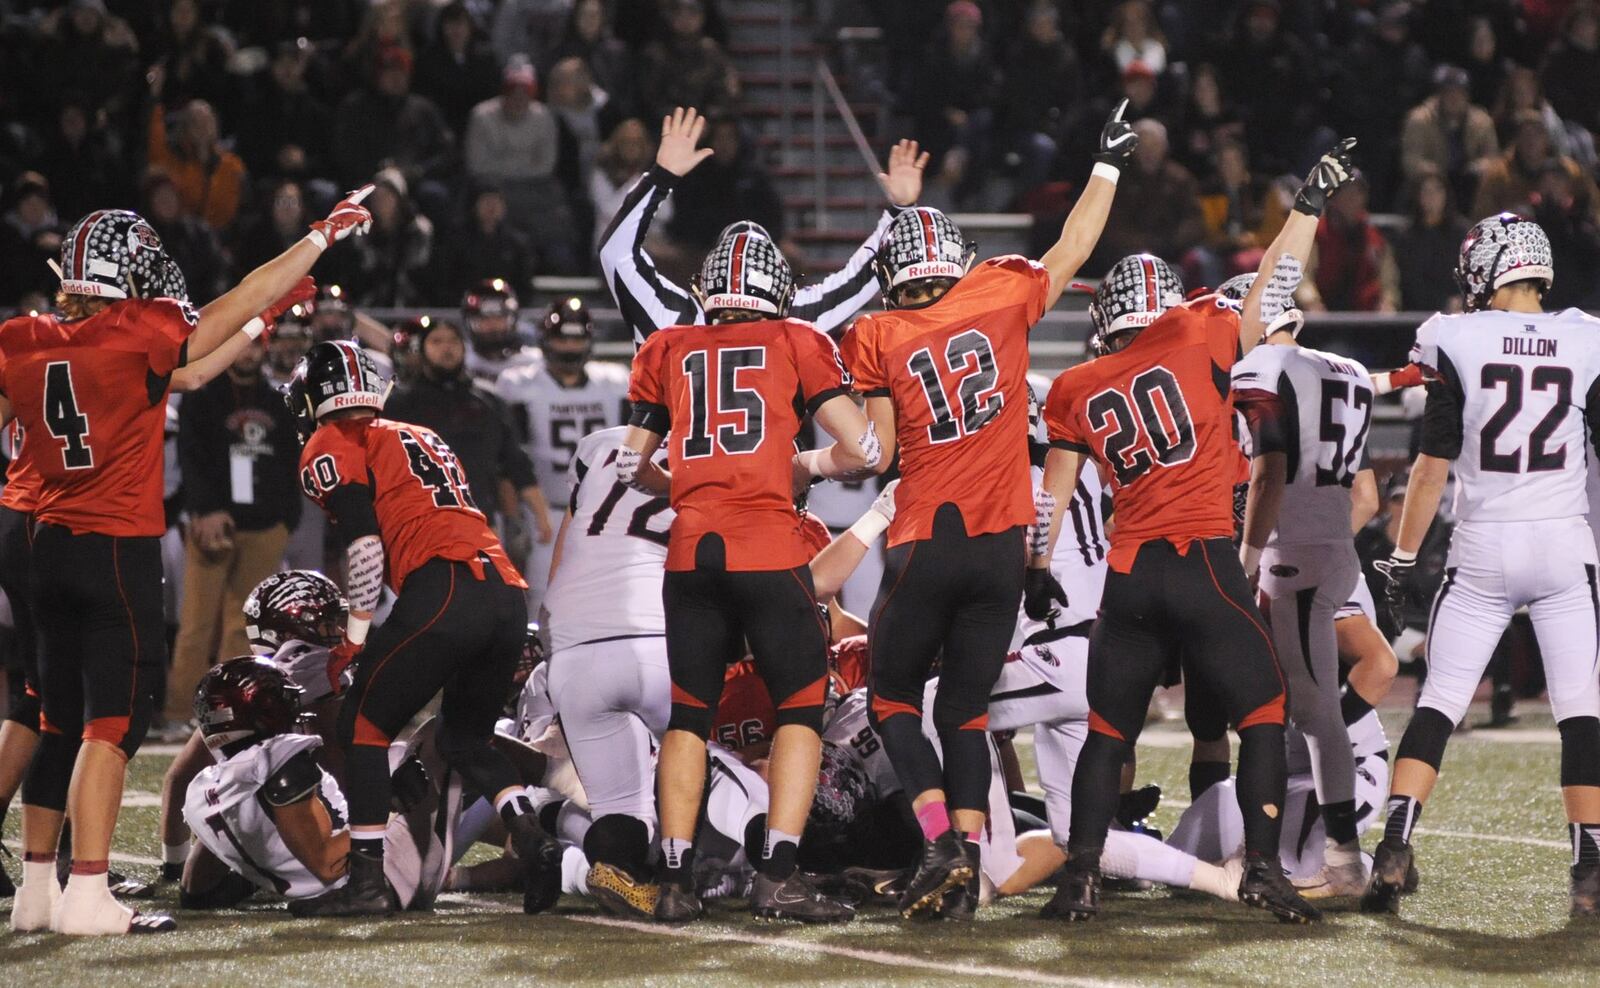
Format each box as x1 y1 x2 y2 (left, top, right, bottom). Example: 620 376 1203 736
308 185 374 249
1388 363 1427 390
260 276 316 336
327 638 363 695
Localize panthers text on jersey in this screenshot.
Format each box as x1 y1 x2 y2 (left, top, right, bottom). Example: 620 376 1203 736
628 317 851 572
497 360 631 508
1044 297 1244 572
0 298 194 536
840 256 1049 546
1 419 40 512
1411 307 1600 522
1232 343 1374 546
543 426 673 652
183 733 348 900
297 417 525 591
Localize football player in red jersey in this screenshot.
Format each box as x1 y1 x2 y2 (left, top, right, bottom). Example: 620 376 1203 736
287 340 562 917
835 102 1134 919
0 190 372 936
622 230 879 923
1030 140 1358 925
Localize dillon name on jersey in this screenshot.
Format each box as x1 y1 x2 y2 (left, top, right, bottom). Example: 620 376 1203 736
543 426 673 652
1231 343 1373 545
182 734 348 900
497 361 631 508
1412 308 1600 523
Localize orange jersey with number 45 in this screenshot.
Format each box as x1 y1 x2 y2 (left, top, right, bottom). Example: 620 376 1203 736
840 256 1048 547
1043 297 1244 572
299 417 524 591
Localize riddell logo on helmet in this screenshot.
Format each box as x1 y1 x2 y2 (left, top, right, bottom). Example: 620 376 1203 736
705 294 766 310
904 262 962 279
332 394 373 408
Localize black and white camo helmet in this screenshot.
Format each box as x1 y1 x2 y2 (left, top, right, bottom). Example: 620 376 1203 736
58 209 189 302
1090 253 1184 351
694 221 794 318
1216 272 1255 302
875 206 976 308
1456 212 1553 311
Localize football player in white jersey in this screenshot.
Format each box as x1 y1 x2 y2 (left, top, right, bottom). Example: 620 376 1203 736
463 279 543 383
1231 276 1375 897
497 299 632 604
1369 213 1600 916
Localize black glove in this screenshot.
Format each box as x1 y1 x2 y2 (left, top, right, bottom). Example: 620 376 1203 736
1024 567 1069 622
1374 553 1417 632
1293 137 1358 217
1093 98 1138 171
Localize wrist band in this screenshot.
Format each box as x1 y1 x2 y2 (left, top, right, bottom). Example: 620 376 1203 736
304 230 329 251
345 614 371 646
847 509 891 546
1091 162 1122 185
242 316 267 341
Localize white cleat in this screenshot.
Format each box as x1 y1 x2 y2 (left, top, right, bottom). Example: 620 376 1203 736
52 880 173 935
9 877 60 933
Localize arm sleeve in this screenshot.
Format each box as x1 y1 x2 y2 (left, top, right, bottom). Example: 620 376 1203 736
177 387 227 516
597 167 702 348
1234 389 1290 457
486 392 537 490
838 319 887 397
323 484 381 545
260 749 323 808
1419 378 1465 460
1043 372 1090 453
790 209 897 334
141 300 199 378
791 323 853 415
626 336 670 432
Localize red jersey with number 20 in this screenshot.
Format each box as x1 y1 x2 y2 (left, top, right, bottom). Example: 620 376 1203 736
840 256 1048 547
629 318 851 572
0 299 193 536
1043 297 1243 573
298 417 525 592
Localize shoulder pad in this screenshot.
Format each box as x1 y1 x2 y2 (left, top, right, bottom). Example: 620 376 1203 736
260 747 323 808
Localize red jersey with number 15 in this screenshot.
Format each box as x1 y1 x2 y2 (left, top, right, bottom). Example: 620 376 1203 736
1043 297 1243 573
0 299 193 536
298 417 525 592
840 256 1048 547
628 318 851 572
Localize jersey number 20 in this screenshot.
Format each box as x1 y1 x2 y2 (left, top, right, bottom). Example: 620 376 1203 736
1087 367 1196 486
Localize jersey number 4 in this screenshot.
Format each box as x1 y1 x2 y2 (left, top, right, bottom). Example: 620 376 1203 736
1480 363 1571 473
399 430 479 510
43 361 93 470
683 347 765 458
1087 367 1196 486
908 329 1004 444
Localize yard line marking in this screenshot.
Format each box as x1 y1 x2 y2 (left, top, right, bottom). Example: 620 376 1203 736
1415 828 1567 850
141 744 187 756
123 790 162 808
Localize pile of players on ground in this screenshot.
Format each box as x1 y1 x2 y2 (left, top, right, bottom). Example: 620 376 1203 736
7 98 1600 938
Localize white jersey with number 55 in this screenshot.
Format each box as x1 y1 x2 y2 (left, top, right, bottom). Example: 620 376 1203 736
497 361 631 509
1411 308 1600 523
1230 343 1372 545
543 426 674 652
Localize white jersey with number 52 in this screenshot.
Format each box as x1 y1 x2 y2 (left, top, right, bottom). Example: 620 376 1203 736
1411 308 1600 523
543 426 674 652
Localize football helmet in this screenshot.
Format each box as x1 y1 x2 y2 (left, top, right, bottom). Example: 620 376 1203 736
874 206 976 309
515 622 545 691
808 741 872 843
389 315 432 384
194 656 305 750
57 209 188 302
1089 254 1184 352
1216 272 1255 301
1213 269 1307 339
462 278 522 360
1456 212 1554 311
692 222 795 318
244 570 348 652
309 283 355 343
540 297 594 369
285 340 391 441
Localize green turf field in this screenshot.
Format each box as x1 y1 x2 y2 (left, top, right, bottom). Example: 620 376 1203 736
6 707 1600 987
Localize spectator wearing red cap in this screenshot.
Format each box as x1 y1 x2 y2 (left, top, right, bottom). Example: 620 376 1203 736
909 0 998 205
330 43 456 194
465 57 571 245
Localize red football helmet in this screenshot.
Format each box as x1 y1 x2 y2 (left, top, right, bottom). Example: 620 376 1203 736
194 656 305 750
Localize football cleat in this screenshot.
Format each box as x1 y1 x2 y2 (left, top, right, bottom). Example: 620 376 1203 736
588 861 659 920
109 874 157 899
1294 841 1367 899
653 882 704 923
128 913 178 934
751 871 855 924
898 831 973 918
1238 857 1321 923
507 814 563 915
936 843 981 921
9 874 59 932
289 850 395 917
158 862 185 884
1041 862 1100 922
1571 862 1600 917
1115 784 1163 830
836 866 906 904
54 881 175 935
1360 837 1414 915
0 856 13 900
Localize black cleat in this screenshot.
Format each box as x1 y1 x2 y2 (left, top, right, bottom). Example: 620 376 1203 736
836 866 906 905
129 911 178 933
937 841 981 921
109 873 157 899
1403 857 1420 895
1115 784 1163 829
1041 862 1100 921
1360 837 1414 915
1571 862 1600 917
1238 856 1321 923
751 871 855 923
898 831 973 918
654 882 704 923
289 850 395 917
507 813 563 915
158 862 185 884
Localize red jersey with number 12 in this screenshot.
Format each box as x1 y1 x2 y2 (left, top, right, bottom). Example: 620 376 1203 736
840 256 1048 546
1043 297 1242 573
299 417 525 591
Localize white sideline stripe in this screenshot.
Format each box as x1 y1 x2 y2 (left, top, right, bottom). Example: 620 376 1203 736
1014 728 1565 750
123 791 161 808
1415 828 1567 850
142 744 186 757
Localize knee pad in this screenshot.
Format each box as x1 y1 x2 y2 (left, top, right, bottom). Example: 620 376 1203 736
1558 716 1600 788
772 674 826 733
1396 706 1456 770
6 675 40 732
20 729 78 811
584 814 651 874
931 687 989 735
84 700 150 761
867 690 922 730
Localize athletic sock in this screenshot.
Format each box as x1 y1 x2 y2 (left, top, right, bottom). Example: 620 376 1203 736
21 854 55 889
1324 798 1359 846
1102 830 1194 888
1383 795 1423 844
916 800 951 842
760 829 799 880
1570 822 1600 867
1340 687 1374 726
495 788 535 826
351 829 385 860
1188 760 1231 800
660 837 694 889
1235 724 1287 859
163 841 189 867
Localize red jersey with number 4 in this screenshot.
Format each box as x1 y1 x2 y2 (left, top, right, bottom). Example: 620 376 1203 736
628 318 850 572
1 420 42 513
1043 297 1243 573
840 256 1048 547
0 299 193 536
299 417 525 592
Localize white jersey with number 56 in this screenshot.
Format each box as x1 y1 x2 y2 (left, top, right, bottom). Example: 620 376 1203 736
543 426 674 652
1411 308 1600 523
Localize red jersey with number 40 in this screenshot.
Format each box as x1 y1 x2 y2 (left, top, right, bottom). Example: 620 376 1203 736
840 256 1048 547
1043 297 1243 573
0 299 193 536
298 417 525 592
628 318 851 572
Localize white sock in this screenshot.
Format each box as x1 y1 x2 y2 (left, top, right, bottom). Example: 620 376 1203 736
64 870 110 896
163 842 188 866
451 798 496 862
561 845 590 895
1103 830 1197 888
21 859 56 888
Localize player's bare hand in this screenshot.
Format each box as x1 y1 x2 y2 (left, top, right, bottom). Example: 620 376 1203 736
880 140 929 208
656 107 715 177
